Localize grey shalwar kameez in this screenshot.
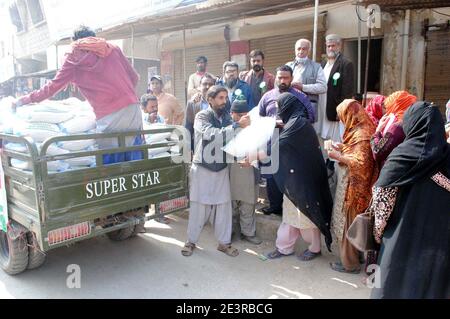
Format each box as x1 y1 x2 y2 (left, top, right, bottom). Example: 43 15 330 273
187 107 236 245
229 163 259 237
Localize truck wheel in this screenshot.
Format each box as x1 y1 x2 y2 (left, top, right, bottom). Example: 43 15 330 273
0 229 29 275
106 225 135 241
27 232 46 270
130 216 146 237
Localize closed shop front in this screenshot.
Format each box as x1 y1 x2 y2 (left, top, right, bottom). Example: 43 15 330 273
424 26 450 116
173 41 229 104
250 32 326 75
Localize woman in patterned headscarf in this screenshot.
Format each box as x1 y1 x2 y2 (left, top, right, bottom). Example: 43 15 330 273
370 91 417 169
370 102 450 299
327 99 377 274
365 95 385 126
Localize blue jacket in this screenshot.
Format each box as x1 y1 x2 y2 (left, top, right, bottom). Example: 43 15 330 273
216 78 255 112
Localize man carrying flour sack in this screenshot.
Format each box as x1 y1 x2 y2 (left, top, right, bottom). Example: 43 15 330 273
12 25 143 164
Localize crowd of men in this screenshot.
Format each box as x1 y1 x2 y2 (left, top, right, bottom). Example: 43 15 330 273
13 25 449 299
138 33 356 258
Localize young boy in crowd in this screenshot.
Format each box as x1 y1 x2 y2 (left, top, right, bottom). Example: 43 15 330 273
229 100 262 244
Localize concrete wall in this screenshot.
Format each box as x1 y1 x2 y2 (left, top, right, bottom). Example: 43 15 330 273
381 7 450 99
122 35 161 60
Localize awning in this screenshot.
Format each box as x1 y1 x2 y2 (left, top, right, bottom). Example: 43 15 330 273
0 69 57 86
361 0 450 10
94 0 341 41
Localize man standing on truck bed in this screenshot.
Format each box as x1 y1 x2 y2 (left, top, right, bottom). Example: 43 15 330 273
12 25 143 163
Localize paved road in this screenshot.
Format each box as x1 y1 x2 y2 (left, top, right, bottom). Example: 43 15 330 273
0 214 371 299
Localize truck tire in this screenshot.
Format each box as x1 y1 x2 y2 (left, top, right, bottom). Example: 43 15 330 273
106 225 135 241
130 216 146 237
0 229 29 275
26 232 46 270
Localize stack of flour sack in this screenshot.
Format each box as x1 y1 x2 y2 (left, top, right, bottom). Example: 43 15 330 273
1 97 98 173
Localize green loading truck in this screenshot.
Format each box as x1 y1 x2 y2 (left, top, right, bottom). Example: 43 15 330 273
0 127 189 275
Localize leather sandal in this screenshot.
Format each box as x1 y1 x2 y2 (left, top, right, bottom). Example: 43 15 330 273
297 249 321 261
265 249 293 259
181 242 195 257
330 261 361 274
217 244 239 257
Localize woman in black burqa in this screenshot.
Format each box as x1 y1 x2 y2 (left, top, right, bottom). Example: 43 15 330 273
264 93 333 258
370 101 450 299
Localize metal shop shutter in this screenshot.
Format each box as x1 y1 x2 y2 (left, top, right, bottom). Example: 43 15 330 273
424 28 450 117
173 50 185 104
173 41 229 104
250 32 325 75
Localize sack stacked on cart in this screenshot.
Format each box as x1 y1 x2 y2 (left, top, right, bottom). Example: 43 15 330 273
0 96 18 134
5 98 98 172
142 122 183 159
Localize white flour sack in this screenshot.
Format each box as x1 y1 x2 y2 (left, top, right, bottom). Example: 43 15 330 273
223 110 276 158
13 122 65 143
148 146 170 158
59 112 96 134
38 144 70 156
0 97 18 133
16 104 74 124
143 123 172 144
64 156 96 167
10 159 69 172
57 139 96 151
4 143 28 153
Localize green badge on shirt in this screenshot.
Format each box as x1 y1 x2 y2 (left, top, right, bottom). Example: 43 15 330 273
332 72 341 86
259 81 267 93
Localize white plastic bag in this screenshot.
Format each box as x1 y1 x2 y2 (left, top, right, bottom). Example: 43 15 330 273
223 110 276 158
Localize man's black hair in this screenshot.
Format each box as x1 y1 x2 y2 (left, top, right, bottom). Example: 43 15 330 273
196 56 208 63
276 65 294 76
140 94 158 107
206 85 228 100
223 61 239 72
200 72 216 83
249 49 265 60
72 25 96 41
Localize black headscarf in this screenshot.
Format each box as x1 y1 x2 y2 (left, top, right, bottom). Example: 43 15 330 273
376 101 450 187
273 92 333 251
277 92 309 139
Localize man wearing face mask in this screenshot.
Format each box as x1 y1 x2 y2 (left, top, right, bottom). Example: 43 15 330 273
181 86 251 257
239 50 275 105
286 39 327 127
217 61 255 112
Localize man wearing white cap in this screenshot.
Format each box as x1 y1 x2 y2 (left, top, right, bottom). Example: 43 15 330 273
319 34 354 174
319 34 354 143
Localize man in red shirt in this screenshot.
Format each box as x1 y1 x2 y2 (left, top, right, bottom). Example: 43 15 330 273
13 25 143 160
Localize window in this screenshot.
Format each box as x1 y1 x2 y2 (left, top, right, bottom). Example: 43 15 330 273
26 0 44 25
9 3 24 32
